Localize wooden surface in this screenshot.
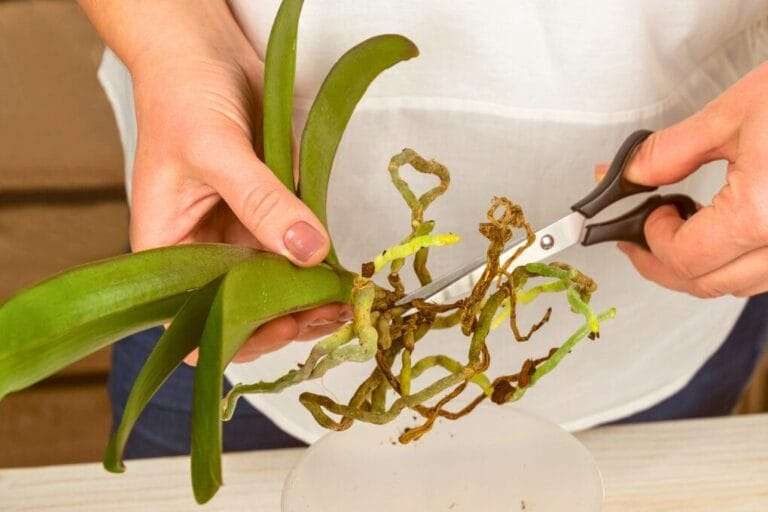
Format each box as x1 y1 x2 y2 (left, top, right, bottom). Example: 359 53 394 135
0 414 765 511
579 413 768 511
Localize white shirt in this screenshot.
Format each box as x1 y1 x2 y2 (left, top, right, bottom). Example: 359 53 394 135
99 1 768 442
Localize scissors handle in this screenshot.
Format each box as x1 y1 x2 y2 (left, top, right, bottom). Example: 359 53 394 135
571 129 698 250
582 193 698 249
571 129 657 218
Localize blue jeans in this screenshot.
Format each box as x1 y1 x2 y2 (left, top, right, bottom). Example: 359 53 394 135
109 294 768 459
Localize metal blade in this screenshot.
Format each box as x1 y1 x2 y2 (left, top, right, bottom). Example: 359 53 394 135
395 211 586 309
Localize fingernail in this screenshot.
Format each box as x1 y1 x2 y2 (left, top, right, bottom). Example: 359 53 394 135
284 221 325 262
308 318 334 328
339 308 354 322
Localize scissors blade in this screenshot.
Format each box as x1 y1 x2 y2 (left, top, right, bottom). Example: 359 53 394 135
395 211 587 309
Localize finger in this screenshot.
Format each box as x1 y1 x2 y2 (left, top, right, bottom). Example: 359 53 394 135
594 163 609 182
197 203 263 248
209 131 330 266
220 216 262 248
184 349 200 366
690 246 768 298
618 242 691 293
188 303 353 366
186 315 301 366
294 304 352 330
643 202 760 279
191 319 349 367
733 280 768 298
129 158 222 251
170 200 265 249
621 241 768 298
624 102 738 187
294 321 347 342
294 303 351 341
231 315 300 363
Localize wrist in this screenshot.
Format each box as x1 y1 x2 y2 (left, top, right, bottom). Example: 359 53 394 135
78 0 255 76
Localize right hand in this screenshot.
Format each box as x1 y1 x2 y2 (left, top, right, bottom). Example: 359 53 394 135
81 1 351 364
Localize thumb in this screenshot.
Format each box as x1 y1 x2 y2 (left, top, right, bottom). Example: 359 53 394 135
625 102 738 187
212 138 330 267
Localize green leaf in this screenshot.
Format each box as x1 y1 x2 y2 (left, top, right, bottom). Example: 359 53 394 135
103 278 223 473
0 244 256 401
263 0 305 192
189 255 355 504
299 35 419 266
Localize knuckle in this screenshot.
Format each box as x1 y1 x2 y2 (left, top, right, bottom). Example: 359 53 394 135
666 252 696 281
634 132 661 177
691 100 735 158
688 285 716 299
725 182 768 245
690 281 727 299
241 186 284 233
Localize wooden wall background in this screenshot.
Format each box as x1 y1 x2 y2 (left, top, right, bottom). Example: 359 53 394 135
0 0 765 469
0 0 127 468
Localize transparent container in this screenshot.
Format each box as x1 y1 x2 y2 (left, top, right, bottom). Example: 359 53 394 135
282 404 603 511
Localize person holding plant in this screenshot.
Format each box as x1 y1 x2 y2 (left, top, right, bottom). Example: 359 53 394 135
77 0 768 457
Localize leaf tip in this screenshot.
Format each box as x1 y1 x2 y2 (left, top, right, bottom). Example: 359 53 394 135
385 33 420 60
103 461 126 474
103 436 126 474
193 479 222 505
405 39 420 59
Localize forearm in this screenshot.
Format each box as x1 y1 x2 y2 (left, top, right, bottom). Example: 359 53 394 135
77 0 252 72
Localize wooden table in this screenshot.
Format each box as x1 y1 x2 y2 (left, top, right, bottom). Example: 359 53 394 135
1 414 766 511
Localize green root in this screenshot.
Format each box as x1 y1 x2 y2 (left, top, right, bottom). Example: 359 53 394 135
370 232 459 274
506 308 616 403
220 323 355 421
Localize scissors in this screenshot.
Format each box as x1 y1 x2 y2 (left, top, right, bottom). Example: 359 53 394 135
396 130 698 309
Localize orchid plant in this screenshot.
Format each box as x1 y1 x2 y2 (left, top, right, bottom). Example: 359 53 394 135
0 0 613 504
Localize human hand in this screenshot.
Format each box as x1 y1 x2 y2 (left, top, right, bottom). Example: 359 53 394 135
79 0 350 363
599 63 768 298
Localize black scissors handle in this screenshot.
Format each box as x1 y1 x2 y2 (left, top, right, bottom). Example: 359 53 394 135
571 130 698 250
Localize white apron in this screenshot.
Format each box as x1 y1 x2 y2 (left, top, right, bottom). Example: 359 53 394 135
99 1 768 442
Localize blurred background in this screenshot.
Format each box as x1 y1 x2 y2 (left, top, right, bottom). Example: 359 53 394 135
0 0 127 468
0 0 766 469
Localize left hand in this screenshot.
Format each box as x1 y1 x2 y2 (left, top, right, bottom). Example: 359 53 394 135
77 0 351 365
601 62 768 298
